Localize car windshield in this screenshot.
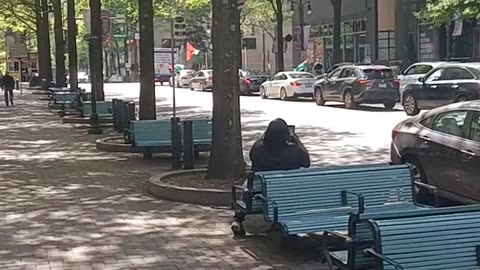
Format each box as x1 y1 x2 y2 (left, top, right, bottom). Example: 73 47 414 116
289 73 314 79
363 69 394 79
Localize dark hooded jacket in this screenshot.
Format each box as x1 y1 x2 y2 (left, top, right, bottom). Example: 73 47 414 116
249 119 310 172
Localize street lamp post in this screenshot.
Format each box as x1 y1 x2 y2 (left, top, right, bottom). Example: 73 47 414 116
290 0 312 54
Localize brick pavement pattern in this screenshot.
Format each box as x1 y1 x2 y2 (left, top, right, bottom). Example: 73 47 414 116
0 93 326 270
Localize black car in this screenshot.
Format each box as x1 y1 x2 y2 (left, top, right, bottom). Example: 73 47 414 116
239 70 269 95
313 65 399 109
154 73 172 85
402 63 480 116
391 101 480 204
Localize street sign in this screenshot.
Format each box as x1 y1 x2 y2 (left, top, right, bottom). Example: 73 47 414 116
113 34 128 39
134 32 140 40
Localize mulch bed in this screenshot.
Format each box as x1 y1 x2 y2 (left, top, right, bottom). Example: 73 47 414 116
161 171 243 190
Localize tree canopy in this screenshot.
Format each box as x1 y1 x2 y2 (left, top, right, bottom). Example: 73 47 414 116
416 0 480 25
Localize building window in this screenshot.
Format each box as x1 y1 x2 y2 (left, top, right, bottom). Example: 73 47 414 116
242 38 256 50
378 31 396 61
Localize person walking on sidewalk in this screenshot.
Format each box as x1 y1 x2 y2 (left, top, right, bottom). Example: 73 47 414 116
1 72 15 106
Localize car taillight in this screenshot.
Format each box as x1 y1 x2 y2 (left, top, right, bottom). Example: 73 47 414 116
290 81 301 87
244 78 252 85
358 79 369 85
392 129 399 140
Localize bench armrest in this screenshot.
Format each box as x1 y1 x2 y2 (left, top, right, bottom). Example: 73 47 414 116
232 185 247 211
341 190 365 214
364 248 404 270
414 181 440 207
255 194 278 223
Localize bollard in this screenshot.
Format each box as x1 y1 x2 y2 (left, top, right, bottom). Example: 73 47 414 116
112 98 118 131
182 120 195 170
127 102 136 121
171 117 182 169
122 102 130 133
117 100 126 132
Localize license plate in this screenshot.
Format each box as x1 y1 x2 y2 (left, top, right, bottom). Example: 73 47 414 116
305 84 312 87
379 83 387 88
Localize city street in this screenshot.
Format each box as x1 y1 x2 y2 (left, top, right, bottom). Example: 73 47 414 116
83 83 410 165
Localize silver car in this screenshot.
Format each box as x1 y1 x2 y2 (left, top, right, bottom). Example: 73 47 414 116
169 69 195 88
398 62 447 100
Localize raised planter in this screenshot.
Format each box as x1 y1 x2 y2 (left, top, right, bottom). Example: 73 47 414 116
63 117 114 124
96 136 143 153
147 169 232 206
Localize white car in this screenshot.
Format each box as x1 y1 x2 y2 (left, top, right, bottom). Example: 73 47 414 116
77 72 89 83
397 62 447 99
259 72 316 100
169 69 195 87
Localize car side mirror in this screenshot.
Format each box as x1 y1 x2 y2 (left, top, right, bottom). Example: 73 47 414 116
418 77 424 83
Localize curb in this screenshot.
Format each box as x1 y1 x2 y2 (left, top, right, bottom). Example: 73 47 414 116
96 136 143 153
63 117 114 124
147 169 231 206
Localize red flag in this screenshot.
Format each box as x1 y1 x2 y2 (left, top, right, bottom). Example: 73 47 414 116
186 41 200 62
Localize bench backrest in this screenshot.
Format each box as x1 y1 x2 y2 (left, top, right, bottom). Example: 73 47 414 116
261 164 413 221
348 204 480 269
54 93 78 102
370 211 480 270
130 120 172 145
190 119 212 142
83 101 112 115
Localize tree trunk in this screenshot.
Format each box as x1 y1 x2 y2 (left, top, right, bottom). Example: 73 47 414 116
331 0 342 64
67 0 78 92
207 0 245 180
35 0 46 85
275 0 284 72
52 0 67 87
138 0 156 120
89 0 105 101
41 0 53 84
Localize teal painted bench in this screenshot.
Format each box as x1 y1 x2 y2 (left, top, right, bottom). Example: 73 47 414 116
324 204 480 270
258 164 421 237
81 101 112 118
127 118 212 159
231 163 391 237
363 210 480 270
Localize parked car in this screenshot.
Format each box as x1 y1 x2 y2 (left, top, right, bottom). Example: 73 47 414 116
239 69 269 95
402 63 480 116
78 72 89 83
391 100 480 204
154 73 172 85
397 62 447 96
313 65 399 109
259 71 316 101
189 70 213 91
169 69 195 88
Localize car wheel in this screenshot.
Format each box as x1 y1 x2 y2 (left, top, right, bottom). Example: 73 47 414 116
260 87 267 99
456 95 468 103
403 156 429 203
343 91 357 108
383 101 396 110
314 87 325 106
403 93 420 116
280 88 288 101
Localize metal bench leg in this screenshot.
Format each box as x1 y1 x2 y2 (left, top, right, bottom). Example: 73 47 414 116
143 148 153 160
231 211 246 238
194 146 200 159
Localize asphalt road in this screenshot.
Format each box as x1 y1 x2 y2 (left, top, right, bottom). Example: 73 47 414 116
81 82 411 166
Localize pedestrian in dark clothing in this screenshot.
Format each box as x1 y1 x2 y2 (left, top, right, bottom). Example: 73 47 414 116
250 118 310 172
2 72 15 106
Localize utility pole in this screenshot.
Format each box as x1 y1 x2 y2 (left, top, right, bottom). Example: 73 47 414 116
138 0 156 120
52 0 67 87
67 0 78 92
87 0 103 134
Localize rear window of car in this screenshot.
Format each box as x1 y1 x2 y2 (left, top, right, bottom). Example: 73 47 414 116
289 73 314 79
363 69 394 79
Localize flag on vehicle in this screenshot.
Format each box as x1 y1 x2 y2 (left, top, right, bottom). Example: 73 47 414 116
186 41 200 61
294 60 308 72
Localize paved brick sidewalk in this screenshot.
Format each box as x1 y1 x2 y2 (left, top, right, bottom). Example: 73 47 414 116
0 93 326 270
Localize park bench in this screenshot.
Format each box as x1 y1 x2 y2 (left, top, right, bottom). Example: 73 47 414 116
81 101 112 118
258 164 421 237
127 118 212 159
361 210 480 270
323 204 480 270
231 163 391 237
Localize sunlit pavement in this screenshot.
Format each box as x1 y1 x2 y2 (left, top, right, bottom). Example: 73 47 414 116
82 82 410 165
0 92 328 269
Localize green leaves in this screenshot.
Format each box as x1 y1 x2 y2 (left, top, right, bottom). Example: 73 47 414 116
416 0 480 25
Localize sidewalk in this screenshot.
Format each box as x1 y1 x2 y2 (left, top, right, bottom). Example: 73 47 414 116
0 93 326 270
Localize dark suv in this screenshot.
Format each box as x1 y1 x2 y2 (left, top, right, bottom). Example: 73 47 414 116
313 65 399 109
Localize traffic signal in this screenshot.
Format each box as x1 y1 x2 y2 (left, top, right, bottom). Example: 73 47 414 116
173 16 186 39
